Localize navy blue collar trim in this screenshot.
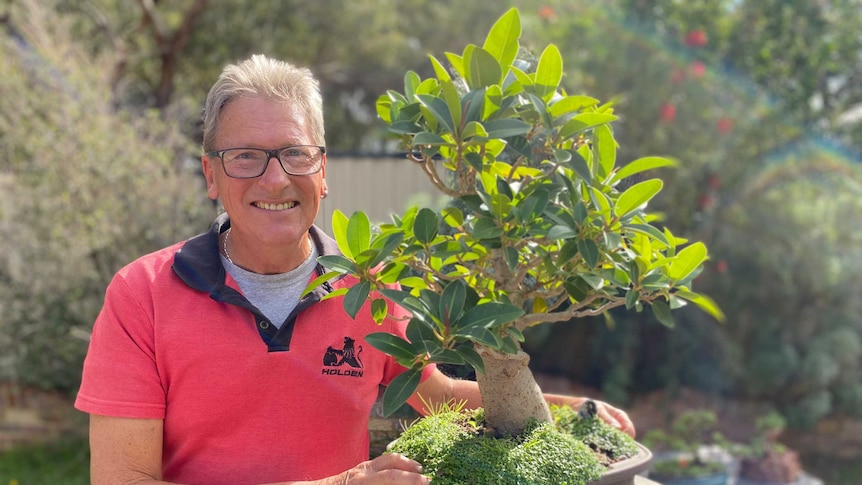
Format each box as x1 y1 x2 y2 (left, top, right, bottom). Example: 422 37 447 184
171 213 344 351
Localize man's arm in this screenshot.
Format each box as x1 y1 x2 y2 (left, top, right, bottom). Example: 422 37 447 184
89 415 166 485
409 369 636 437
88 415 430 485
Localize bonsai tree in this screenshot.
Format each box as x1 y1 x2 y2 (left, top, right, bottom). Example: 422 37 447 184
736 412 801 484
642 409 730 483
307 8 722 438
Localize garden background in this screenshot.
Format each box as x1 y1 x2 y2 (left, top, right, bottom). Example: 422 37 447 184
2 0 862 483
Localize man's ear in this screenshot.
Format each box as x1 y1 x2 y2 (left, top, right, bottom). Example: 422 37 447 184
202 155 219 201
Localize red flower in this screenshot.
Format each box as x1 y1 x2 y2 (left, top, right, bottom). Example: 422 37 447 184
716 117 734 135
684 30 708 48
538 6 556 20
689 61 706 78
716 260 728 274
659 102 676 123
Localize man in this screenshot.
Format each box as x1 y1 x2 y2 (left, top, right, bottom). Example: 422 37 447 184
75 55 634 485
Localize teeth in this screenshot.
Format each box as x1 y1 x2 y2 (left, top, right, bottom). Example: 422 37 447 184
256 201 297 211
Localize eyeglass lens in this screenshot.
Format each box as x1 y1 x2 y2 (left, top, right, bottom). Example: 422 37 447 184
221 146 322 177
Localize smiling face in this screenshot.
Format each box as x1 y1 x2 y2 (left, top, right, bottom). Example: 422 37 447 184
202 96 327 273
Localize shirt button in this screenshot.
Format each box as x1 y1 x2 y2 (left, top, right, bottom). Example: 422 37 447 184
259 321 270 330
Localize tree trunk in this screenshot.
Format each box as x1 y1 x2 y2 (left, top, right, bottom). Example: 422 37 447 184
475 346 552 437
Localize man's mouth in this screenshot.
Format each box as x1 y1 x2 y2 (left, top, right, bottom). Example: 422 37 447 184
254 201 298 211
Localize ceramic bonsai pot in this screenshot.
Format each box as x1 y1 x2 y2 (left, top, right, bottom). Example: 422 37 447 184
590 442 654 485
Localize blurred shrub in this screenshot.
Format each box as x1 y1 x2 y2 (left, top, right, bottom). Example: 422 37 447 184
0 1 212 392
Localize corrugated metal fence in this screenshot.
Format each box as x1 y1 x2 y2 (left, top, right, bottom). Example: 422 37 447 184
315 155 441 234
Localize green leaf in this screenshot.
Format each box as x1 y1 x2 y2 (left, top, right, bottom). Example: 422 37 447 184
404 71 421 100
458 302 524 330
430 349 465 365
346 211 371 260
534 44 562 101
456 345 485 374
594 124 617 178
369 232 404 267
472 217 504 239
442 81 462 133
609 156 678 185
559 113 618 139
547 225 578 240
483 7 520 69
406 317 442 355
317 255 358 274
456 326 501 347
365 332 419 361
615 179 663 218
382 367 422 417
625 223 670 246
441 207 464 228
414 208 439 244
331 209 351 258
445 52 465 81
668 242 709 281
371 298 388 324
577 239 599 268
301 270 343 298
549 95 599 118
504 246 519 272
429 54 452 82
343 281 370 319
440 280 467 326
625 289 639 309
518 188 550 222
467 46 503 89
651 300 675 328
320 287 348 302
376 94 393 124
676 290 726 323
461 121 489 140
416 94 455 134
568 150 593 183
482 119 531 139
412 131 449 146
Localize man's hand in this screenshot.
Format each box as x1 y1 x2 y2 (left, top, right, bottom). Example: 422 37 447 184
329 453 430 485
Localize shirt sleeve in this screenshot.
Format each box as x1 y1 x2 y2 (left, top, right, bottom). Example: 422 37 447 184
75 271 167 419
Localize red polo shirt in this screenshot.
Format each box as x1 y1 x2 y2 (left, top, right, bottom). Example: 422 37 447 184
76 215 433 484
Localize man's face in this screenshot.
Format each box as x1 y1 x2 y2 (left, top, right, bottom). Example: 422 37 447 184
202 96 327 264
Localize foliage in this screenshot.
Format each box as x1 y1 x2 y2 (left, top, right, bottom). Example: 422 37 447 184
522 0 862 428
388 406 610 485
0 435 89 485
641 410 729 480
0 0 212 391
307 7 720 418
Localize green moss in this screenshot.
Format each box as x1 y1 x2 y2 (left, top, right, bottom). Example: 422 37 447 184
552 404 640 461
388 407 633 485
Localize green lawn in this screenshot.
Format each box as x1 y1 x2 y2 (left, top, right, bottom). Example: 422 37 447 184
0 436 89 485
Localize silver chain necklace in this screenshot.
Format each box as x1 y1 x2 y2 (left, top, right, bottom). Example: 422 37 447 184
222 229 234 265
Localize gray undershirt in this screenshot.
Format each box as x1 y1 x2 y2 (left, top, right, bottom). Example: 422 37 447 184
221 244 319 328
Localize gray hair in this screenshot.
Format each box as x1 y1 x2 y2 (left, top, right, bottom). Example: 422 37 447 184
201 55 325 151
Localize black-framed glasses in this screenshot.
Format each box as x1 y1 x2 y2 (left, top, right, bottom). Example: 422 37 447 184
206 145 325 178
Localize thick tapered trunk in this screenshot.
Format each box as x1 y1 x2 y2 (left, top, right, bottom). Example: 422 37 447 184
475 346 552 437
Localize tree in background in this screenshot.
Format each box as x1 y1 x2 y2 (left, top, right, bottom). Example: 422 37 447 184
522 0 862 428
5 0 862 431
0 0 212 391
